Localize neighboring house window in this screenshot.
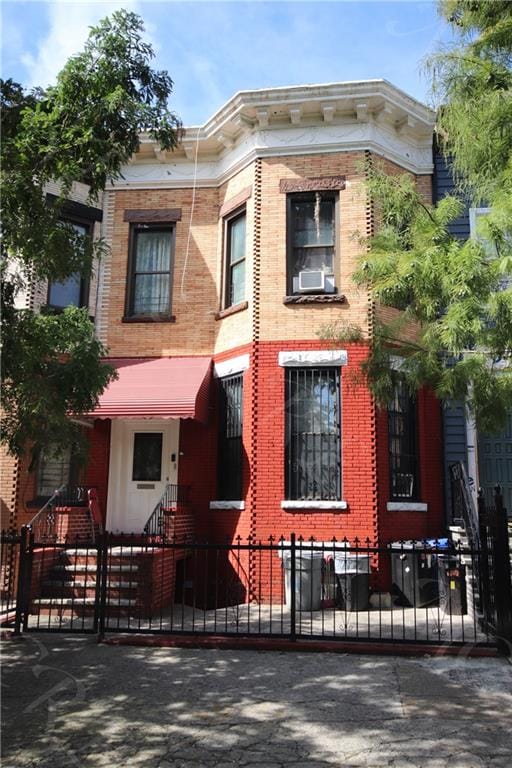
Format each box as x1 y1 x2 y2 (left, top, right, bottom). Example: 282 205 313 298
287 192 337 294
217 373 243 499
388 377 419 500
285 368 341 500
127 225 174 316
47 221 90 310
36 446 80 499
224 210 246 308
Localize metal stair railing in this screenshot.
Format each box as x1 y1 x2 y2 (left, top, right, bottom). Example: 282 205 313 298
143 484 189 540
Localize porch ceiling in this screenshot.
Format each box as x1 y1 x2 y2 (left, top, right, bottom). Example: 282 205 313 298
87 356 212 423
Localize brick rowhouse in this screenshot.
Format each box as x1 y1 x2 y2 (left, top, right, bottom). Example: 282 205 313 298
4 82 444 607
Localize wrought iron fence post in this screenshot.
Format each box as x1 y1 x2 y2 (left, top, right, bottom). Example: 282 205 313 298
290 532 296 642
477 488 491 625
14 526 31 635
97 532 109 641
492 486 512 650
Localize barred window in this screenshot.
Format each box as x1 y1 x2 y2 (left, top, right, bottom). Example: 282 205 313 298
218 373 244 500
285 368 341 500
388 377 419 500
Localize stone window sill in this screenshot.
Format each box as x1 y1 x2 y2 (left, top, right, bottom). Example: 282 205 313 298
209 501 245 510
387 501 428 512
281 500 348 511
122 315 176 324
283 294 346 305
215 301 248 320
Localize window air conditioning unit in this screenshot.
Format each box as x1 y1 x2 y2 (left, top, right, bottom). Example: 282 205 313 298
295 271 335 294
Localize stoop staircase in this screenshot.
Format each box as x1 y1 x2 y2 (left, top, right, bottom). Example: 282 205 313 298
30 547 144 616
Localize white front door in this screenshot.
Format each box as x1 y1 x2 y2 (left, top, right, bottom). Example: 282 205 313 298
107 420 180 533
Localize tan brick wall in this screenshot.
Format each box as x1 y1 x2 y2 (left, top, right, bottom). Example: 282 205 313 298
102 151 432 358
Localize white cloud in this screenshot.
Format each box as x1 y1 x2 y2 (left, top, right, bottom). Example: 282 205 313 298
21 0 142 89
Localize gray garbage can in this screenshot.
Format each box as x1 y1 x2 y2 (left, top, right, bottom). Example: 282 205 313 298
333 549 370 611
282 551 324 611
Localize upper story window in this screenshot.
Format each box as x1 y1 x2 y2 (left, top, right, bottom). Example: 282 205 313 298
288 192 337 295
388 377 419 501
127 225 174 317
47 221 90 311
285 367 341 500
224 210 246 308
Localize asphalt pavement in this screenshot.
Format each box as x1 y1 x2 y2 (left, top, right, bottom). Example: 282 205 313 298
2 634 512 767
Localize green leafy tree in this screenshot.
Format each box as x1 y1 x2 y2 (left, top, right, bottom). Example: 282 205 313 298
1 11 181 466
325 1 512 432
350 169 512 433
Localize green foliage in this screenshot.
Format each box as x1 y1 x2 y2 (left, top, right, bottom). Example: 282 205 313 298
1 11 181 462
351 167 512 432
428 1 512 204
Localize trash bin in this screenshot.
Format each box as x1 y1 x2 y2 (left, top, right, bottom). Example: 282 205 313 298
281 550 324 611
389 541 445 608
333 548 370 611
438 556 467 615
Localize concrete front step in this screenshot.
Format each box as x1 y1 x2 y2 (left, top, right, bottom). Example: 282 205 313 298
44 579 138 589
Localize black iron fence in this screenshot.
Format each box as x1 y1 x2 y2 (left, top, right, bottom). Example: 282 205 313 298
8 529 509 651
5 481 510 652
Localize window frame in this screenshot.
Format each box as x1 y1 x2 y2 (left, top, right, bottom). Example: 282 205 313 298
125 223 176 319
46 216 92 312
286 191 339 296
388 376 420 502
285 366 342 501
217 372 244 501
223 207 247 310
34 444 83 504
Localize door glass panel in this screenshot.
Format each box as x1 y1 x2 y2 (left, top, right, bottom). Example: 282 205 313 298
132 433 163 481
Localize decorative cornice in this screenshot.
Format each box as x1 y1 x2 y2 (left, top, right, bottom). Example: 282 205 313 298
113 81 435 191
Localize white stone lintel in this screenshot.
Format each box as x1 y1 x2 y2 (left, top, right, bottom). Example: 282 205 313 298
281 500 348 510
278 350 348 368
387 502 428 512
214 353 250 378
209 501 245 510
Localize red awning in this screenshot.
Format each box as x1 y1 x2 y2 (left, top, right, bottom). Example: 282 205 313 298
88 357 212 423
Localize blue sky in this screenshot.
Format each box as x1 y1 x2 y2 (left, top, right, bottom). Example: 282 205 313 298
1 1 453 125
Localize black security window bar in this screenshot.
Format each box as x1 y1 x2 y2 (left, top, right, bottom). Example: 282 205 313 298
132 433 163 482
218 374 243 500
289 192 335 290
37 446 78 497
48 221 90 309
388 378 419 500
286 368 341 500
225 211 246 308
129 226 173 315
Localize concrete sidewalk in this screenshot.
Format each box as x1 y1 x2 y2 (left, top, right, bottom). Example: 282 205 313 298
1 635 511 768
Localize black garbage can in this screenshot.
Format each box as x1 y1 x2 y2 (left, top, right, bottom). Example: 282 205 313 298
389 542 439 608
438 557 467 615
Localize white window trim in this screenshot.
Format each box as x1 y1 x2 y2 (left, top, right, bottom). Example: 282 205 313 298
281 500 348 510
209 500 245 510
387 501 428 512
278 350 348 367
214 354 250 378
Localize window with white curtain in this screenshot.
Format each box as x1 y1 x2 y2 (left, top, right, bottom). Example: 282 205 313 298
128 225 174 316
